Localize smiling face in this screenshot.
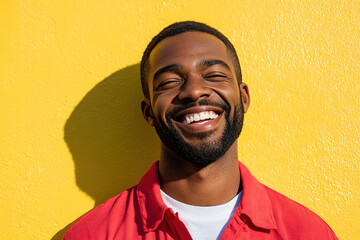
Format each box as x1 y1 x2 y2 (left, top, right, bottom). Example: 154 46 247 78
141 31 250 164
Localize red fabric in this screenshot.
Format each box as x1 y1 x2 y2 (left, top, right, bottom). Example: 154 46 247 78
63 162 338 240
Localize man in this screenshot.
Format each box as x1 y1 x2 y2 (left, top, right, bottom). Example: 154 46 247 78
64 21 337 239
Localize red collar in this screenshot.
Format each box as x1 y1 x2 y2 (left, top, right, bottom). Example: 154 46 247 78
136 161 277 233
237 161 277 229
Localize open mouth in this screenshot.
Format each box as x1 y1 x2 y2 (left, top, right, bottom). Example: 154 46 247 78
181 111 219 124
172 106 224 126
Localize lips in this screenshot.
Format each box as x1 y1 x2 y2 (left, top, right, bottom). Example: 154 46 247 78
181 111 218 124
173 105 223 122
169 105 224 133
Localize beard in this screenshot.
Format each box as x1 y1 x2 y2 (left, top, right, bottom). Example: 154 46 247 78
153 99 244 165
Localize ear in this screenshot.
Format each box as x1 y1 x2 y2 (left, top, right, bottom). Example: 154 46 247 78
239 82 250 113
141 98 154 126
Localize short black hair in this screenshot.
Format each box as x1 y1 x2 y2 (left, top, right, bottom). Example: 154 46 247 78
140 21 242 98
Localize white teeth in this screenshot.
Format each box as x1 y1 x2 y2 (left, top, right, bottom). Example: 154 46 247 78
194 114 200 121
182 111 219 124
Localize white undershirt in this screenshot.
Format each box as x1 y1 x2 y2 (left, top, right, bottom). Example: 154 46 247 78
160 190 242 240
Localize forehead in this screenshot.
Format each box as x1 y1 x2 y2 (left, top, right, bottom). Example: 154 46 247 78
148 31 231 72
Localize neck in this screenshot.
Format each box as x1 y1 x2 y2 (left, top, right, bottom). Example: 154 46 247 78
159 141 241 206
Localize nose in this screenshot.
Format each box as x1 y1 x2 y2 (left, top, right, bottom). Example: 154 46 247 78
177 75 211 102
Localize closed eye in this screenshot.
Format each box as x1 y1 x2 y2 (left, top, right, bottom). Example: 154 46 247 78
156 78 183 90
207 74 226 78
204 73 228 81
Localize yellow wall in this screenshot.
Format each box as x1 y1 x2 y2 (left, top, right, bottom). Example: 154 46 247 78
1 0 359 239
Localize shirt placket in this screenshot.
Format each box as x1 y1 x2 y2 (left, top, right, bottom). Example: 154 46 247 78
165 210 193 240
220 213 249 240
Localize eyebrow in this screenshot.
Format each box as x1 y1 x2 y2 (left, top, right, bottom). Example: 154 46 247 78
153 64 182 81
197 59 231 71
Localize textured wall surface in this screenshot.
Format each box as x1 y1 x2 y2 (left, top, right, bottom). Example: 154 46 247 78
1 0 359 239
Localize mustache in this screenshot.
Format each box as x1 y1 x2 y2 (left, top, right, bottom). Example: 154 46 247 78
166 99 230 119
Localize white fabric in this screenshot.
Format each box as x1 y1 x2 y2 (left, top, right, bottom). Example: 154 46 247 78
160 189 242 240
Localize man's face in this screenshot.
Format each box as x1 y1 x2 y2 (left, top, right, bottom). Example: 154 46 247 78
142 31 248 164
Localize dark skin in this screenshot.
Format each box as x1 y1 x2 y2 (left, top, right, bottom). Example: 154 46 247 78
141 32 250 206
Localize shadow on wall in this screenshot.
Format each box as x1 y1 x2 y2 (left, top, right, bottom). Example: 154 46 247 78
52 63 160 240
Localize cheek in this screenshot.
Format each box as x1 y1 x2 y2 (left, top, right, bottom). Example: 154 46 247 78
212 85 241 106
152 92 175 121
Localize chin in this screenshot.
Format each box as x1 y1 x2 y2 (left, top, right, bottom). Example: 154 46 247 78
156 113 243 165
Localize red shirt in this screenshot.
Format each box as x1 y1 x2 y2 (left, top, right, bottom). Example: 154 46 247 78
64 162 338 239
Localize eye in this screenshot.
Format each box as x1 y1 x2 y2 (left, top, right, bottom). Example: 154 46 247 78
204 72 227 81
156 78 183 90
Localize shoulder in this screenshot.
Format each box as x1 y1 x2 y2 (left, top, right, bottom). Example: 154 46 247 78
263 185 338 239
63 186 140 240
